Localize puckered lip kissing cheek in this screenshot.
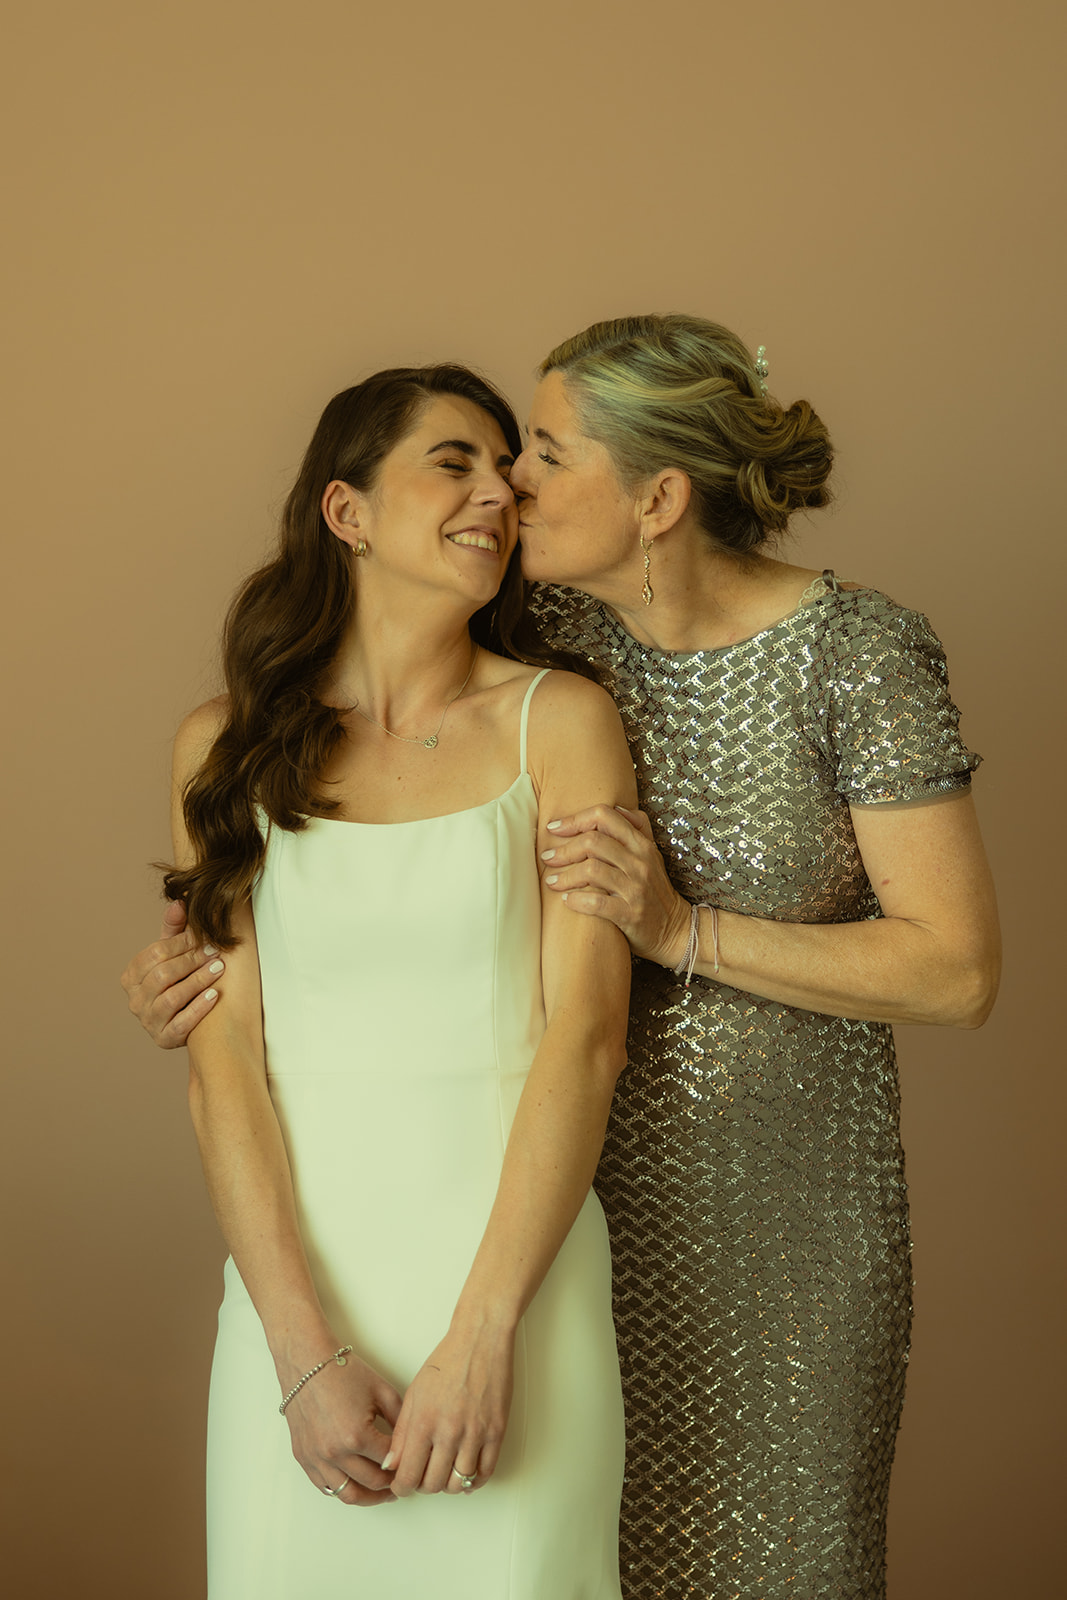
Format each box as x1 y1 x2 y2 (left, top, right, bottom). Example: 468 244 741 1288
446 525 504 556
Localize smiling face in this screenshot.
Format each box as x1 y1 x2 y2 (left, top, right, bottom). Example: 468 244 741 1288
511 370 641 592
323 393 519 618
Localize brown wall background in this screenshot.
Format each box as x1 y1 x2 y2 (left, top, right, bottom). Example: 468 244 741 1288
3 2 1063 1594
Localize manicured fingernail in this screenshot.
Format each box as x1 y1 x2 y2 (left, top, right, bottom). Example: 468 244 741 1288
203 945 218 956
204 988 218 1002
561 893 569 902
545 874 558 885
208 959 224 975
540 849 555 860
546 820 562 831
381 1452 395 1472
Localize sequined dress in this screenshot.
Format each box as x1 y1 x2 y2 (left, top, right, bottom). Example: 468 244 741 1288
531 576 979 1600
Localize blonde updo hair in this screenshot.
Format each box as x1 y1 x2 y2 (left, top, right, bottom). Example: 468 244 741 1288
540 313 833 552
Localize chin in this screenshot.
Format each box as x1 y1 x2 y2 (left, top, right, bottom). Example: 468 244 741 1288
519 546 556 585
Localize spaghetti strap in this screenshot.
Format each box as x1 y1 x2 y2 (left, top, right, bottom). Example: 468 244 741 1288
519 669 552 776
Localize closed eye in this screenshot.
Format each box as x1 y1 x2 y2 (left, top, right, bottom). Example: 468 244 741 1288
538 450 559 466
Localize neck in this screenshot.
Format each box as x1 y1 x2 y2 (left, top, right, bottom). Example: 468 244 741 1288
591 527 781 653
330 597 477 729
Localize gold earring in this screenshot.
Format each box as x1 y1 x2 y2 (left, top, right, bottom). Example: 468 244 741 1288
640 535 654 606
352 539 367 557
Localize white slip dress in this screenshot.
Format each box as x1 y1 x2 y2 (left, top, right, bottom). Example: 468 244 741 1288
205 669 625 1599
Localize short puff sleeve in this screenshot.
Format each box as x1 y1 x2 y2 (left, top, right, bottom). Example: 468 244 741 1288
824 593 981 806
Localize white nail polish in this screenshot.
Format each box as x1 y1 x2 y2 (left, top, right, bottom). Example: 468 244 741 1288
204 989 218 1002
545 874 558 885
381 1452 395 1472
540 849 556 860
546 820 562 831
203 945 218 956
209 960 225 975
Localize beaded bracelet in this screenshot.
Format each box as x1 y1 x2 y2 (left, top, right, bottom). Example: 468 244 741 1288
278 1345 353 1415
672 902 720 987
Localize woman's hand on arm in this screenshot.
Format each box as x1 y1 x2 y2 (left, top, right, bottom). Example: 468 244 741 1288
544 789 1000 1028
171 705 401 1507
120 898 223 1047
537 801 692 968
386 673 637 1499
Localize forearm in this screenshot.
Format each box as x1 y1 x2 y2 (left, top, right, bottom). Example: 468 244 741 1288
188 1045 336 1382
683 904 997 1026
451 1015 625 1335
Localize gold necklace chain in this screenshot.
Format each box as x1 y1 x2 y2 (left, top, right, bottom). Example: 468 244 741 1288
333 645 479 751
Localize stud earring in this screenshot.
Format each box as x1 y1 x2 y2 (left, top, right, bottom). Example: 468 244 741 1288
352 539 367 557
640 535 654 606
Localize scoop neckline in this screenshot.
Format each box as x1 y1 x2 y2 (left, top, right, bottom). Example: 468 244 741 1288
600 573 852 662
303 769 534 829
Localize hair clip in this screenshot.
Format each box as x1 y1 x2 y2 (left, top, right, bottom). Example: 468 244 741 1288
754 346 769 396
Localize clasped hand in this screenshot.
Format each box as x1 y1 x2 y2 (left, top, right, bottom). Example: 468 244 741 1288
541 804 691 967
287 1326 513 1506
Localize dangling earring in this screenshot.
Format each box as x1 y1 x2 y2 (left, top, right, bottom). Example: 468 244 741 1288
640 535 654 606
352 539 367 557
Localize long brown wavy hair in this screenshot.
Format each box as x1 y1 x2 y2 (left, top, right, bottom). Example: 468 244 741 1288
162 364 593 947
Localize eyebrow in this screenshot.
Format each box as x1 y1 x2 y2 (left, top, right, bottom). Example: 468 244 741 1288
532 427 566 453
425 438 514 468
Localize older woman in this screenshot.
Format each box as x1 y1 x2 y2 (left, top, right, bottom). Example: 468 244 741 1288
124 316 998 1600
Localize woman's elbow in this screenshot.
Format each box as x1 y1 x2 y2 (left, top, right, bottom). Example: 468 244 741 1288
956 959 1000 1029
589 1029 629 1089
940 945 1001 1029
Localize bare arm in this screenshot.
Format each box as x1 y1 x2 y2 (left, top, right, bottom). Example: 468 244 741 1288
386 674 636 1498
171 704 402 1508
541 789 1000 1028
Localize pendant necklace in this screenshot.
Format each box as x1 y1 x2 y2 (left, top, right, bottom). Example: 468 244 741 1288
333 644 479 750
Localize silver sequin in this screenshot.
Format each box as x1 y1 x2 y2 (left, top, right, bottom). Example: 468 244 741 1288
532 576 979 1599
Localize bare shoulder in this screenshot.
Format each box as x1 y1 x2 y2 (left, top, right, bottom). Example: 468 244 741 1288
528 669 622 740
173 694 230 784
526 670 634 809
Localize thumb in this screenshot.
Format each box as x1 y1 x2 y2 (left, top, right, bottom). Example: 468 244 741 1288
375 1383 404 1431
160 899 189 939
615 805 653 839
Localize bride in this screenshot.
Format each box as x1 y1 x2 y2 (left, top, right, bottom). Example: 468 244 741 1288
160 364 634 1598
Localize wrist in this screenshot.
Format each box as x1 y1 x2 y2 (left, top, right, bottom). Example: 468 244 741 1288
449 1293 522 1343
661 894 695 971
267 1310 341 1389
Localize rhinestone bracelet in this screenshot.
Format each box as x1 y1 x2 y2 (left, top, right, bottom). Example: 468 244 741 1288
278 1345 353 1415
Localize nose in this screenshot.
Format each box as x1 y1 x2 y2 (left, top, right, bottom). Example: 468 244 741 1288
472 466 516 507
510 447 534 496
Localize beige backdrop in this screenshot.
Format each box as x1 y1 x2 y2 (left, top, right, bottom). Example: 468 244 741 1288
3 1 1064 1595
